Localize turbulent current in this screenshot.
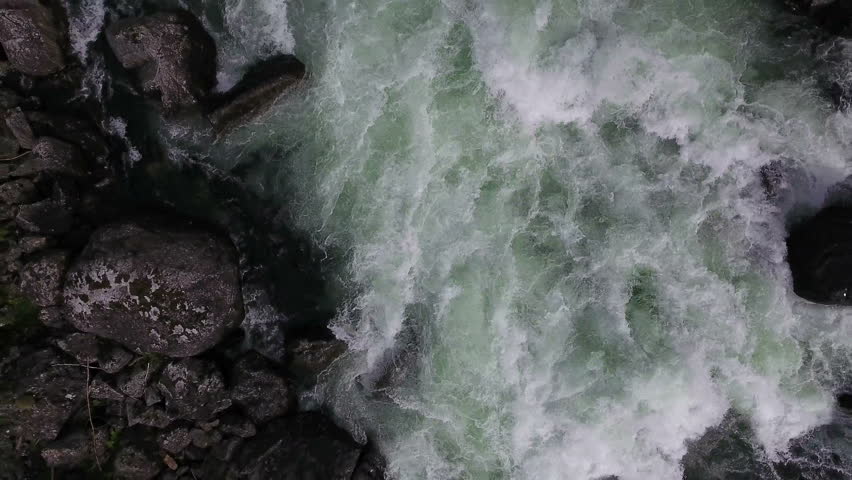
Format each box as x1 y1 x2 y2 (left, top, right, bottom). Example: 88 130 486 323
75 0 852 478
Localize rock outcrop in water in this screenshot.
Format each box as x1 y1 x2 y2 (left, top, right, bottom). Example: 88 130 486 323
0 0 65 76
782 0 852 35
787 206 852 304
207 54 306 135
106 10 217 114
63 218 243 357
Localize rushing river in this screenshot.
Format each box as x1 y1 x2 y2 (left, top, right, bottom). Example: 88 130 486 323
74 0 852 478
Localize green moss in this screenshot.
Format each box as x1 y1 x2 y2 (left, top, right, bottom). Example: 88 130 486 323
0 286 42 352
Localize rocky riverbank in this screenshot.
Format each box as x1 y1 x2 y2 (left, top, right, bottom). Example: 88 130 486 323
0 2 382 479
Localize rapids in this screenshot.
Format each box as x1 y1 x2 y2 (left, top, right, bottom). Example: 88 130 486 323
72 0 852 478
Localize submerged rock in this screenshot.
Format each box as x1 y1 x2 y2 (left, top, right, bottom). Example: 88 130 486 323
106 10 216 113
787 206 852 304
62 218 243 357
208 54 306 135
235 412 363 480
782 0 852 35
0 0 65 76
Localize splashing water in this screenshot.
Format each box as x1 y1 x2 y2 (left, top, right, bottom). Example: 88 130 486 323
77 0 852 478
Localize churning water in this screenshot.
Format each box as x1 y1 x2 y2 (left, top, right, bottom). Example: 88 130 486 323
76 0 852 478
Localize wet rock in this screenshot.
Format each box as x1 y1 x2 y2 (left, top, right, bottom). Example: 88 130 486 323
235 412 363 480
0 178 37 204
12 137 87 178
782 0 852 35
352 447 388 480
62 219 243 357
89 379 124 401
231 352 292 423
18 250 68 307
5 108 33 150
56 333 100 364
159 427 191 455
106 10 216 113
288 338 347 386
158 358 231 422
788 206 852 304
113 440 161 480
208 54 305 135
24 112 108 163
0 0 65 76
15 199 74 235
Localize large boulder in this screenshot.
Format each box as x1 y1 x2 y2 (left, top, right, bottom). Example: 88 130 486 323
106 10 216 113
788 206 852 304
62 219 243 356
0 0 65 76
234 413 363 480
208 54 305 135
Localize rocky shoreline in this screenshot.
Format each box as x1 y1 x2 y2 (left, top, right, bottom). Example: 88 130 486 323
0 1 383 479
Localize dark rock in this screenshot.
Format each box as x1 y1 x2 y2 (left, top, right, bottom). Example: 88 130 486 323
113 440 161 480
5 108 33 150
106 10 216 113
38 306 64 328
212 437 242 462
62 219 243 357
782 0 852 35
56 333 100 364
98 344 134 374
24 112 108 163
40 428 107 469
19 250 68 307
190 428 220 449
89 379 124 401
231 352 292 423
208 54 306 135
0 120 18 157
15 199 73 235
18 235 50 254
288 338 347 386
158 358 231 421
218 413 255 438
119 367 152 399
0 88 23 109
787 206 852 304
235 412 363 480
127 399 174 429
11 350 85 442
159 427 191 455
12 137 87 178
0 178 37 204
0 0 65 76
144 385 162 406
352 446 388 480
